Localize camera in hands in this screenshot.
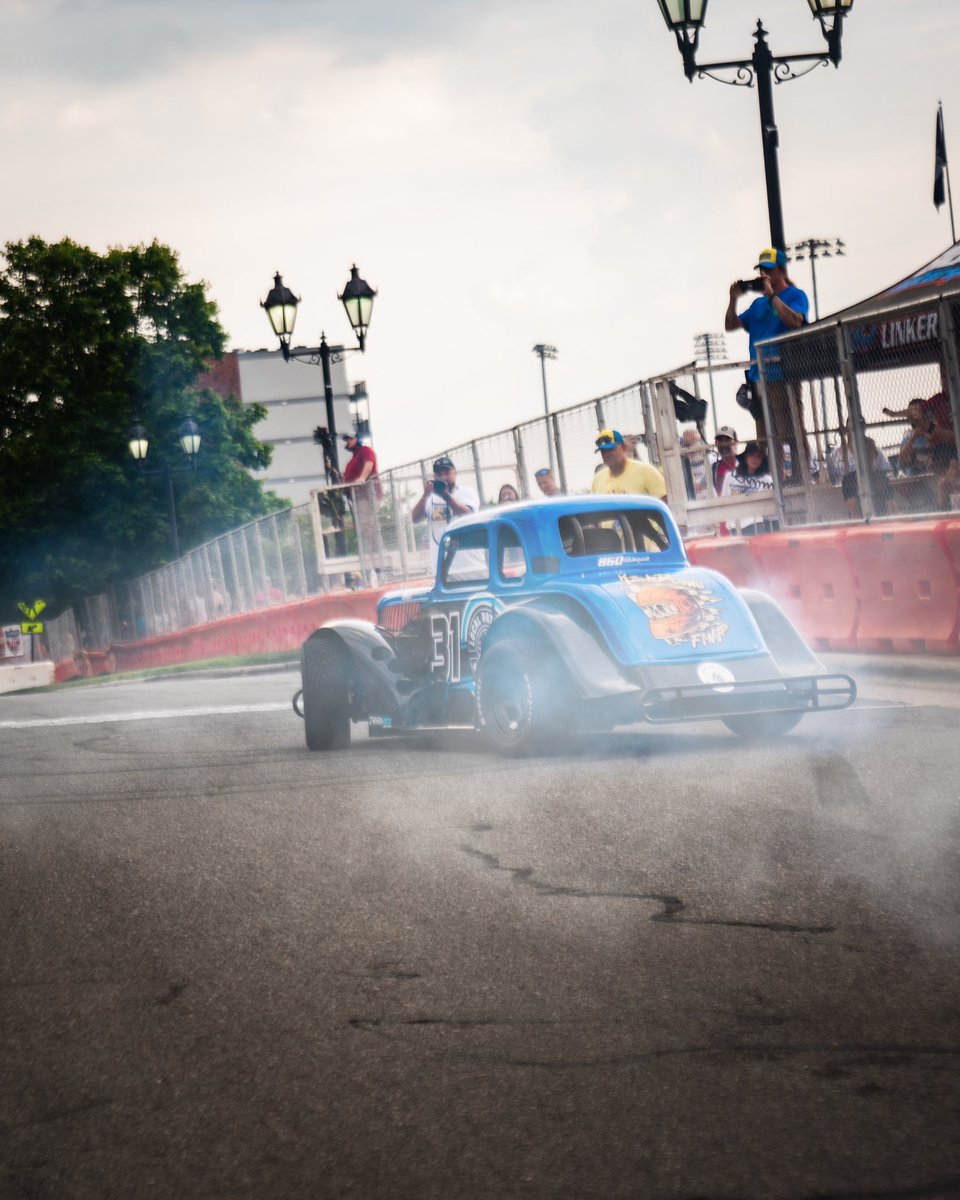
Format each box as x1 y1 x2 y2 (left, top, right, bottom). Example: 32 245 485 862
432 478 448 495
738 277 765 294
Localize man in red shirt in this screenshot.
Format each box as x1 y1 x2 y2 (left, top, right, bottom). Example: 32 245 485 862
341 432 383 585
342 432 379 491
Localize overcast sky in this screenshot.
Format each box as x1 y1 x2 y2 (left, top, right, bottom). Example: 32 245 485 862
1 0 957 467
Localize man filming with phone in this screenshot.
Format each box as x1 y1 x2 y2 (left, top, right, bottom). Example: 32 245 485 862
725 247 809 482
412 456 480 571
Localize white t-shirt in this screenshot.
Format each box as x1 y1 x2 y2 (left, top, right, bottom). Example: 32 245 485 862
423 485 480 569
720 469 774 498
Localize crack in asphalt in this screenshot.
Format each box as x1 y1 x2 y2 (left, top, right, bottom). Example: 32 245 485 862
155 981 188 1006
459 844 835 934
684 1175 960 1199
350 1016 583 1029
346 1019 960 1074
340 961 421 981
1 1097 116 1131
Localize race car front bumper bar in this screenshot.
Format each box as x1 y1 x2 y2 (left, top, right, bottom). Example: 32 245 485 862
638 673 857 725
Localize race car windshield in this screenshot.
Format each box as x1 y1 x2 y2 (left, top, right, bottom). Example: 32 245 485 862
441 527 490 587
558 510 671 557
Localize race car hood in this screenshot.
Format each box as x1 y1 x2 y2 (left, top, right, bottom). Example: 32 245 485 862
558 566 767 666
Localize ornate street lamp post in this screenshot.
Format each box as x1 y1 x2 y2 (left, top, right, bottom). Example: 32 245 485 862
261 265 376 481
128 416 202 560
655 0 855 250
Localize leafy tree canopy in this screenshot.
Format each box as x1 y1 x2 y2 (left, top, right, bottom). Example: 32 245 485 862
0 237 283 616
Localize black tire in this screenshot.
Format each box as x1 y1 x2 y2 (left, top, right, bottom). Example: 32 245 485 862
301 636 352 751
722 711 802 740
476 637 568 755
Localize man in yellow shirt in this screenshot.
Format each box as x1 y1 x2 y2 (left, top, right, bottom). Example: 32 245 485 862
591 429 668 500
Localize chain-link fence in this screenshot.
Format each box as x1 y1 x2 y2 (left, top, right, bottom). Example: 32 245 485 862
41 363 751 652
42 290 960 656
757 293 960 524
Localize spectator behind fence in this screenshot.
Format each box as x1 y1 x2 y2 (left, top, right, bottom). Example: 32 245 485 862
828 424 894 518
884 395 959 506
342 431 384 586
681 428 710 500
712 426 740 495
591 429 667 500
720 441 778 536
497 483 519 504
725 247 808 481
534 467 563 497
892 399 937 476
412 456 480 571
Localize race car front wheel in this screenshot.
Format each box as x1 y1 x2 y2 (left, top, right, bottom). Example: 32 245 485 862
302 635 352 751
722 711 802 740
476 638 566 755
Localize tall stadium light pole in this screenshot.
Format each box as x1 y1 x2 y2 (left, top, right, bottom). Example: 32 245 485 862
260 265 376 482
789 236 844 438
788 236 844 323
655 1 856 252
693 332 726 437
532 344 558 473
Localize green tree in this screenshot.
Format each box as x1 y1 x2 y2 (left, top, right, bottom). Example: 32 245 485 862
0 237 283 615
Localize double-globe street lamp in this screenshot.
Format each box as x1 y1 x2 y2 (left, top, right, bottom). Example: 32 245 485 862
655 1 855 251
260 265 376 483
127 416 202 560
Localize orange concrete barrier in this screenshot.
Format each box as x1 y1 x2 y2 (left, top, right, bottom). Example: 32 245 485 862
685 537 765 591
749 529 860 651
109 594 369 673
102 583 433 676
941 518 960 584
842 521 960 654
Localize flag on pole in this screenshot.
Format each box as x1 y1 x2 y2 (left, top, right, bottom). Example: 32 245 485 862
934 104 948 209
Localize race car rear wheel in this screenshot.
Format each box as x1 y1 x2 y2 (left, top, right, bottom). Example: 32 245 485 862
722 711 802 740
476 638 567 755
302 636 352 751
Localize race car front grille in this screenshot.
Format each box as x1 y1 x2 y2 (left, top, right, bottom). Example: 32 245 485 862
639 673 856 724
379 602 422 633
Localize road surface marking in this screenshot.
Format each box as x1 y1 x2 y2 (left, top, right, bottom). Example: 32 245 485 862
0 703 290 729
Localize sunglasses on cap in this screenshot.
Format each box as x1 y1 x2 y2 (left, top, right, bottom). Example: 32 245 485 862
535 468 551 477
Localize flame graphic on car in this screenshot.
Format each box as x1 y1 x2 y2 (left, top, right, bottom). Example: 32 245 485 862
622 574 728 648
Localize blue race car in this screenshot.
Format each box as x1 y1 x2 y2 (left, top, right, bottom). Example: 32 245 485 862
295 496 855 754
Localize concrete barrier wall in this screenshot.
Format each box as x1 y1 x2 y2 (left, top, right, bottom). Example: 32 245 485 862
688 517 960 657
0 660 57 694
52 583 431 682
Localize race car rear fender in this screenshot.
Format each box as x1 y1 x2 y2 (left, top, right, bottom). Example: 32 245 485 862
303 622 406 719
738 589 824 677
482 603 636 700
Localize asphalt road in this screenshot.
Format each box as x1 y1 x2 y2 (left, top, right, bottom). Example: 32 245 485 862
1 663 958 1200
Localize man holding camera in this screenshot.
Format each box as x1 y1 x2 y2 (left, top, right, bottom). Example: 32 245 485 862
725 247 809 481
412 456 480 570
